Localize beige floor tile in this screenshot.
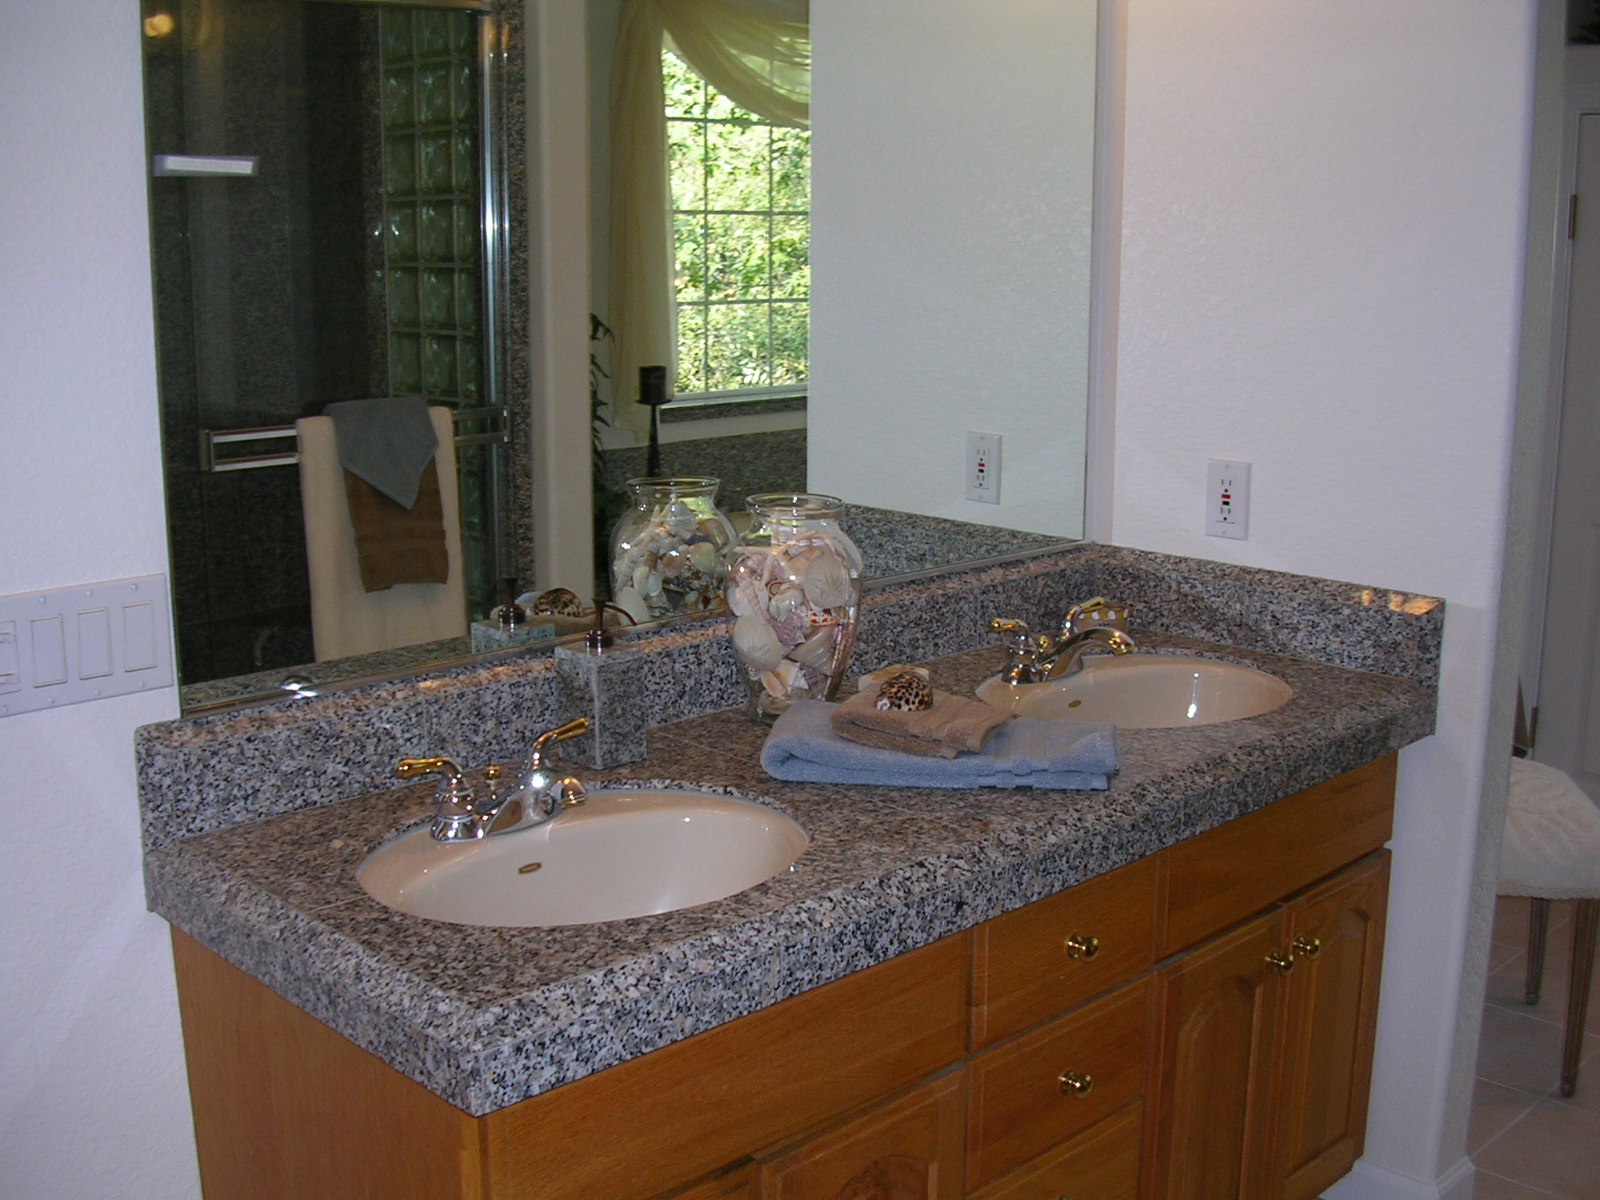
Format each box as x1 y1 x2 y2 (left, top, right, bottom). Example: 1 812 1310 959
1473 1169 1573 1200
1476 1004 1591 1095
1473 1098 1600 1199
1469 1077 1541 1155
1484 932 1600 1033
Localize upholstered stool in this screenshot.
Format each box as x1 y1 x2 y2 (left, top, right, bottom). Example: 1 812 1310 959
1498 757 1600 1096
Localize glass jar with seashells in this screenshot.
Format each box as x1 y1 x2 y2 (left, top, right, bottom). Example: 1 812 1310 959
609 478 738 621
727 493 865 723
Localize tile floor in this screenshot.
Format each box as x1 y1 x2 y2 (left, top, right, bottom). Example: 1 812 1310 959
1468 896 1600 1199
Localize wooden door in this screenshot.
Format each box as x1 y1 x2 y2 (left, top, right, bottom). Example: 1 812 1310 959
756 1073 964 1200
657 1166 755 1200
1538 112 1600 792
1269 853 1390 1200
1145 911 1286 1200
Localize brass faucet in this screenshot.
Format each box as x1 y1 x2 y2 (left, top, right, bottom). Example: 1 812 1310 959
989 597 1136 685
396 717 591 842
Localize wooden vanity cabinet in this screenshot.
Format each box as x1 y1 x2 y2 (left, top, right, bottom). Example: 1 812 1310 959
1143 752 1395 1200
171 755 1397 1200
755 1071 966 1200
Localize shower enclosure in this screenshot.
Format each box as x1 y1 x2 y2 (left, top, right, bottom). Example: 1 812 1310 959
142 0 514 686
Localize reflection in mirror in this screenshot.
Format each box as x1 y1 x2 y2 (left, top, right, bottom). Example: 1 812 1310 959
145 0 1097 713
144 0 517 698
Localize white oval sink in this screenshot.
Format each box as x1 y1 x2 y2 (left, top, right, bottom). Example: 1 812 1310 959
977 655 1293 729
358 789 808 927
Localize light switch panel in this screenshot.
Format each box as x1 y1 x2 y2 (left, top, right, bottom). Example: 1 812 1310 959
0 575 175 717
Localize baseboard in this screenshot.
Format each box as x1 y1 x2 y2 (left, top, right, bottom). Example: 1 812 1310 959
1321 1156 1475 1200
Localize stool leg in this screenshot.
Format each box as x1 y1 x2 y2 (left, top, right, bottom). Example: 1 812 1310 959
1527 897 1551 1005
1560 899 1598 1097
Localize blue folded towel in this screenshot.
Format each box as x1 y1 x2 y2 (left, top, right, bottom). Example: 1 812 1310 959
761 700 1118 790
324 397 439 509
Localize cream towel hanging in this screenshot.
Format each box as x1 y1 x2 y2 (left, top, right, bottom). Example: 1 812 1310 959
297 405 467 662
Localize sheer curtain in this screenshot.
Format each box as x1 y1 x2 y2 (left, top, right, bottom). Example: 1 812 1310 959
608 0 809 436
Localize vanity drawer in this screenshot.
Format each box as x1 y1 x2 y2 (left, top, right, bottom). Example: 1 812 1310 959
965 977 1149 1192
1156 755 1396 958
971 855 1158 1048
969 1100 1143 1200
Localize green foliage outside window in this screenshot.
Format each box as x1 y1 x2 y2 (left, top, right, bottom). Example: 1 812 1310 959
664 52 809 397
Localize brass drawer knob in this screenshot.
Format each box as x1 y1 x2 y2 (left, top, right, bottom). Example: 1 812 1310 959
1064 933 1101 961
1266 951 1296 976
1292 935 1323 959
1058 1069 1094 1097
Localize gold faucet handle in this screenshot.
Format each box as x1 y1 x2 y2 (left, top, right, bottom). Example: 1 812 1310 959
395 756 463 782
1063 597 1130 635
989 618 1049 648
527 717 592 768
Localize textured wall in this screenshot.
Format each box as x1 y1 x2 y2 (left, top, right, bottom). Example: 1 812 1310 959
808 0 1096 538
1110 4 1536 1196
0 2 198 1197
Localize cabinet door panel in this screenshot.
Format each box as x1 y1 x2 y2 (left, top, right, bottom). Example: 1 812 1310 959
1272 852 1390 1200
970 1101 1143 1200
757 1072 964 1200
967 978 1149 1192
657 1165 754 1200
1146 912 1285 1200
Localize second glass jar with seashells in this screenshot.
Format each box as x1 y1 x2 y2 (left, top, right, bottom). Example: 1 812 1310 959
727 494 864 723
609 478 737 621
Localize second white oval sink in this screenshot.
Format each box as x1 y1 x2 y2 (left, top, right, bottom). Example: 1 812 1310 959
358 789 808 927
977 654 1293 729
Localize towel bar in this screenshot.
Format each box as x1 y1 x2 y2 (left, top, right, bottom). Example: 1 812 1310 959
200 407 509 473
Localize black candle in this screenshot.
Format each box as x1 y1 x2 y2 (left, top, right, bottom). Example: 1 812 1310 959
639 365 668 408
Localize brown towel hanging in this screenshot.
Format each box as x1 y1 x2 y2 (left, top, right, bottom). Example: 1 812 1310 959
342 460 449 592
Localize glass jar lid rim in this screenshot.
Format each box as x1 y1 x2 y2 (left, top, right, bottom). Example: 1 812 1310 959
746 492 846 518
625 476 722 493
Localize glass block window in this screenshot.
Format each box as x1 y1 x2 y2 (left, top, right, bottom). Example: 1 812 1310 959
379 8 482 407
379 7 494 615
664 51 809 398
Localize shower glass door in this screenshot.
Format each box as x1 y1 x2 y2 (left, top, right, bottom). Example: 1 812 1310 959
143 0 507 687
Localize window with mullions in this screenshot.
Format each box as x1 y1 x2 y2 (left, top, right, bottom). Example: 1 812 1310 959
664 50 808 399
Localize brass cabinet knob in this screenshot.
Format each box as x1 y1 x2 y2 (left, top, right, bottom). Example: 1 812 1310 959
1058 1069 1094 1096
1266 951 1297 976
1064 933 1101 961
1292 935 1323 959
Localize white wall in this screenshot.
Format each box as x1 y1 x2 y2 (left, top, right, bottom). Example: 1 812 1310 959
1111 3 1536 1196
809 0 1097 538
0 2 1544 1197
0 4 199 1198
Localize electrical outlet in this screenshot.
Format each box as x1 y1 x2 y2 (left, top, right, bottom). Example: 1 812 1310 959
967 431 1001 504
1206 459 1251 540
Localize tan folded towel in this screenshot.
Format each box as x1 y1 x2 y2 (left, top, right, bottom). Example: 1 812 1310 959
831 686 1012 759
342 460 449 593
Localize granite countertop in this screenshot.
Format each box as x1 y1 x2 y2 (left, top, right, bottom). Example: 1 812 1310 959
145 633 1435 1117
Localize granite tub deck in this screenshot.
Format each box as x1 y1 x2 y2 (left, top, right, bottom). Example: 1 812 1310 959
143 630 1437 1118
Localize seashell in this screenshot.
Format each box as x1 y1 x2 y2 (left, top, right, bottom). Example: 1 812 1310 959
728 573 762 617
733 613 787 672
689 540 720 575
662 501 697 535
804 606 840 628
614 585 650 624
798 550 854 609
767 584 804 621
760 659 805 698
788 626 839 671
633 563 664 599
876 670 934 712
529 587 584 617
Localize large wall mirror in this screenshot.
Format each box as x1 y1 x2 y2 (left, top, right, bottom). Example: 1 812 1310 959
142 0 1099 712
